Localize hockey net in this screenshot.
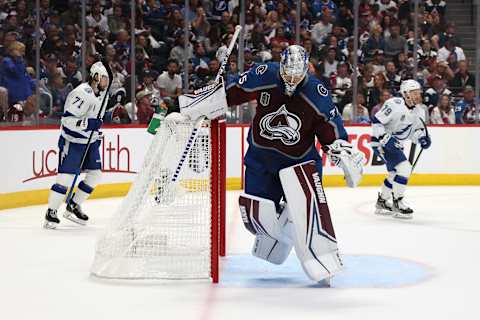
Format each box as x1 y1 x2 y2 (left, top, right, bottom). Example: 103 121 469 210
91 118 225 282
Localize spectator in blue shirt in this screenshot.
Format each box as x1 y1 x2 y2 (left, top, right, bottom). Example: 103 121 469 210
312 0 338 19
0 41 35 106
454 86 477 124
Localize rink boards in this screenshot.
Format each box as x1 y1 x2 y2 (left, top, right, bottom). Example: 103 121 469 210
1 124 479 209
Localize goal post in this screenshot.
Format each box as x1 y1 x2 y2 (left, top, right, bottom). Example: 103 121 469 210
91 118 226 282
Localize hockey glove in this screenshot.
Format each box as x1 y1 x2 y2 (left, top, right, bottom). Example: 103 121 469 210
325 139 364 188
418 135 431 149
380 134 403 152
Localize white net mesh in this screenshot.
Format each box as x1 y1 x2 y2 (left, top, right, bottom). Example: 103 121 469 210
91 119 213 279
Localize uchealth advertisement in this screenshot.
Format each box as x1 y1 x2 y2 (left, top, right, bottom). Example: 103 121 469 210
1 125 480 196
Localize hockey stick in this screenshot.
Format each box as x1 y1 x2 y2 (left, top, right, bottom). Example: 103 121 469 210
65 60 114 205
411 118 428 172
168 25 242 186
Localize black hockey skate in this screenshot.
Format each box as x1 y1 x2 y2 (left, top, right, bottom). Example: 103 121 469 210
64 200 89 225
392 197 413 219
374 193 393 216
43 208 60 229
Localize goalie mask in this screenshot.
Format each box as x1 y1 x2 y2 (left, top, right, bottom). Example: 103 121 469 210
400 79 422 108
280 45 309 96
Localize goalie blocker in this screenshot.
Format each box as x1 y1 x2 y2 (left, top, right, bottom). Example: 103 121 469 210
239 160 343 283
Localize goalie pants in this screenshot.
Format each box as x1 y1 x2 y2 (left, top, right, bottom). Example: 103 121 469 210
244 145 323 210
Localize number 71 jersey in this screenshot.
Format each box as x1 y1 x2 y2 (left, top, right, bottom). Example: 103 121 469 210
61 82 108 144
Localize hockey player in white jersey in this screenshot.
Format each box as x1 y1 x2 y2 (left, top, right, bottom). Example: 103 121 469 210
371 80 431 219
44 61 110 229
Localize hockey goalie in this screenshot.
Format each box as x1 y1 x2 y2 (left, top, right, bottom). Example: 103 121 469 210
169 46 363 283
226 45 364 283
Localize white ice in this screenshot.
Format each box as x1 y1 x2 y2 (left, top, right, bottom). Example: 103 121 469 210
1 186 479 320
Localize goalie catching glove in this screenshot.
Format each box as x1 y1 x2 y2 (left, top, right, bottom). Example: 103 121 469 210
324 139 364 188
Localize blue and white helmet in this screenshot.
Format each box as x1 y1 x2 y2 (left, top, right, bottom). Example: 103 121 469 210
400 79 422 107
280 45 309 96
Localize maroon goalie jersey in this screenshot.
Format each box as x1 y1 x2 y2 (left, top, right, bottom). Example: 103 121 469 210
226 63 347 163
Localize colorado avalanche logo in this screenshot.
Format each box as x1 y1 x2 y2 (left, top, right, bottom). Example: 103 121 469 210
259 105 302 145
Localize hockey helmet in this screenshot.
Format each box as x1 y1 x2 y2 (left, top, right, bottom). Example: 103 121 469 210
400 79 422 107
280 45 309 96
90 61 109 81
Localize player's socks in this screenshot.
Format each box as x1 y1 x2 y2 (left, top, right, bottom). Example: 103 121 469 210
64 199 89 225
48 183 68 211
392 196 413 219
380 178 393 200
375 193 393 215
43 209 60 229
72 181 94 205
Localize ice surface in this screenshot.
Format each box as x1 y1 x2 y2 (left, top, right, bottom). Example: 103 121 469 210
1 186 479 320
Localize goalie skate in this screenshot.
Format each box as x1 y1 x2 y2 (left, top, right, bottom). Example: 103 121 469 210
64 200 88 225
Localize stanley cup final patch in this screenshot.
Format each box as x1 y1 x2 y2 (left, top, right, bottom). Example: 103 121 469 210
259 92 271 107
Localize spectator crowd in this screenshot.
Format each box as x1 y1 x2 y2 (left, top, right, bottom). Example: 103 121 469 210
0 0 478 126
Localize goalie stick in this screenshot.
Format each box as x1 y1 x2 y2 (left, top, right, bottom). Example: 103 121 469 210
65 60 114 205
168 25 242 186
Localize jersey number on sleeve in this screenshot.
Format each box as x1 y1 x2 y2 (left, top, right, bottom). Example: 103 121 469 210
381 105 392 116
238 71 248 85
72 96 85 109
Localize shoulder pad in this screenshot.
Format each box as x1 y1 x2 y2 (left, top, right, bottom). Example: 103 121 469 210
300 76 335 116
393 98 403 105
315 82 329 97
236 63 278 91
254 64 269 76
302 76 330 98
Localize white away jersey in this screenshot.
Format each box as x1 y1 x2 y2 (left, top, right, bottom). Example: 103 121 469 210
61 83 108 144
373 97 425 144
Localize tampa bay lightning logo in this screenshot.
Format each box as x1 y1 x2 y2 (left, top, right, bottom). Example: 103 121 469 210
259 105 302 145
255 64 268 75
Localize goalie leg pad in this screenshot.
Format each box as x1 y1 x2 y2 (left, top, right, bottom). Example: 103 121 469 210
252 234 292 265
279 161 343 282
239 194 293 264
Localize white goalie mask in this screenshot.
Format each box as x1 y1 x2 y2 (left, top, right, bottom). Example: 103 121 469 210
400 79 422 108
280 45 309 96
